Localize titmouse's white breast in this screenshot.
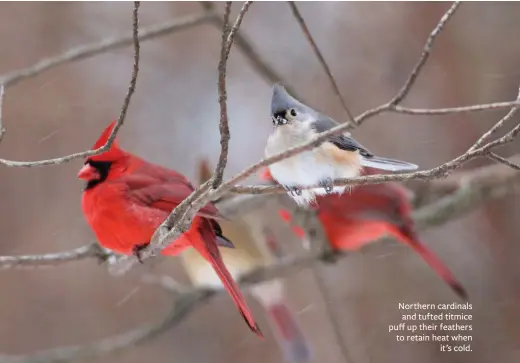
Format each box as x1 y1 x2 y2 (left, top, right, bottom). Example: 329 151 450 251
265 122 361 205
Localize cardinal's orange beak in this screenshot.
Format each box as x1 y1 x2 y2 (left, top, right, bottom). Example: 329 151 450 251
78 164 99 180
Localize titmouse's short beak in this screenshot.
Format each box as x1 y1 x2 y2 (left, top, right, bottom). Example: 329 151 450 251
78 164 99 180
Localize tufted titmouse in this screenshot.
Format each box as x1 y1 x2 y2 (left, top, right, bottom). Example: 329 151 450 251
264 84 418 206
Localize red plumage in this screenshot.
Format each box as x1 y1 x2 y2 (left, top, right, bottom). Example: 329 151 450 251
80 121 263 337
261 168 467 299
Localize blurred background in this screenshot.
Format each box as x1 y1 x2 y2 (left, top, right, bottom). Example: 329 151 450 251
0 1 519 363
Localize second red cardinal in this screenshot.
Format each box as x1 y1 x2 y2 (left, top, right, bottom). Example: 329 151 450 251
79 121 262 337
261 169 467 299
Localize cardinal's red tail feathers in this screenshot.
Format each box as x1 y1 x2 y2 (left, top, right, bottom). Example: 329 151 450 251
266 302 313 362
401 233 467 300
194 217 263 338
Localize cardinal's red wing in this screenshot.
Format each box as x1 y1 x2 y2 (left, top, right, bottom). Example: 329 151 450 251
121 173 224 219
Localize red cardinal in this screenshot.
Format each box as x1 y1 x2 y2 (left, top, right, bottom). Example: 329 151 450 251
261 169 467 299
79 121 262 337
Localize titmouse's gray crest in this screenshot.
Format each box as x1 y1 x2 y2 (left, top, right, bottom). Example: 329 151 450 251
271 84 321 126
265 84 418 206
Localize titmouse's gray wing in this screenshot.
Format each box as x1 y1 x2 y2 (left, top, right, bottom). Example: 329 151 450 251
312 116 418 172
311 116 373 157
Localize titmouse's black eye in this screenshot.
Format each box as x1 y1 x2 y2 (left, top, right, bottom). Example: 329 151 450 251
289 108 297 117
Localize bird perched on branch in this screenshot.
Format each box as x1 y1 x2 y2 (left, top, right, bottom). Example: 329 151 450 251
179 159 313 362
264 84 418 206
79 121 262 338
261 168 467 299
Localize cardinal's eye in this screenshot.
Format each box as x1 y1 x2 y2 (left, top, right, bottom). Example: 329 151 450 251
289 108 297 117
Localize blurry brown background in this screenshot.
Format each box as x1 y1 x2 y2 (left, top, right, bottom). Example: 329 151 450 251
1 2 519 363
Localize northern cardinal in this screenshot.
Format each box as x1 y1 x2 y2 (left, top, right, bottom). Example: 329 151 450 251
261 168 467 299
79 121 262 337
179 160 312 362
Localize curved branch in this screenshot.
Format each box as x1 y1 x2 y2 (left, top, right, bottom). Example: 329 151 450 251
0 12 215 88
0 244 110 270
0 8 211 167
213 1 253 187
4 161 520 363
0 290 214 363
390 1 461 105
487 153 520 171
288 1 355 125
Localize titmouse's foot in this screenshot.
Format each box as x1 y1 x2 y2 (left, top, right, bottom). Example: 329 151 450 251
132 243 148 264
283 185 302 196
320 178 334 194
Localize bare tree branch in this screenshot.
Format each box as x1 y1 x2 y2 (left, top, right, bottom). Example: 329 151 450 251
0 2 141 168
310 266 355 363
0 12 215 88
392 100 520 115
2 2 520 362
0 290 214 363
288 1 355 125
112 3 255 272
213 1 253 187
487 153 520 171
390 1 461 105
212 2 233 188
224 2 253 57
469 85 520 151
3 159 520 363
113 94 520 270
201 2 304 102
413 162 520 229
0 244 110 270
6 153 516 272
111 4 520 270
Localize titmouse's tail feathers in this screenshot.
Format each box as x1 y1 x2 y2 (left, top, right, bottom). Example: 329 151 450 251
360 155 418 172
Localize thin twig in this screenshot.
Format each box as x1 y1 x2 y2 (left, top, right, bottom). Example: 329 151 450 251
201 1 304 101
0 12 215 88
213 1 253 188
288 1 355 125
390 1 461 105
224 2 253 57
213 2 234 187
311 268 355 363
469 85 520 151
392 100 520 116
0 290 214 363
487 153 520 171
413 163 520 229
111 0 140 145
0 2 141 168
0 244 110 270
